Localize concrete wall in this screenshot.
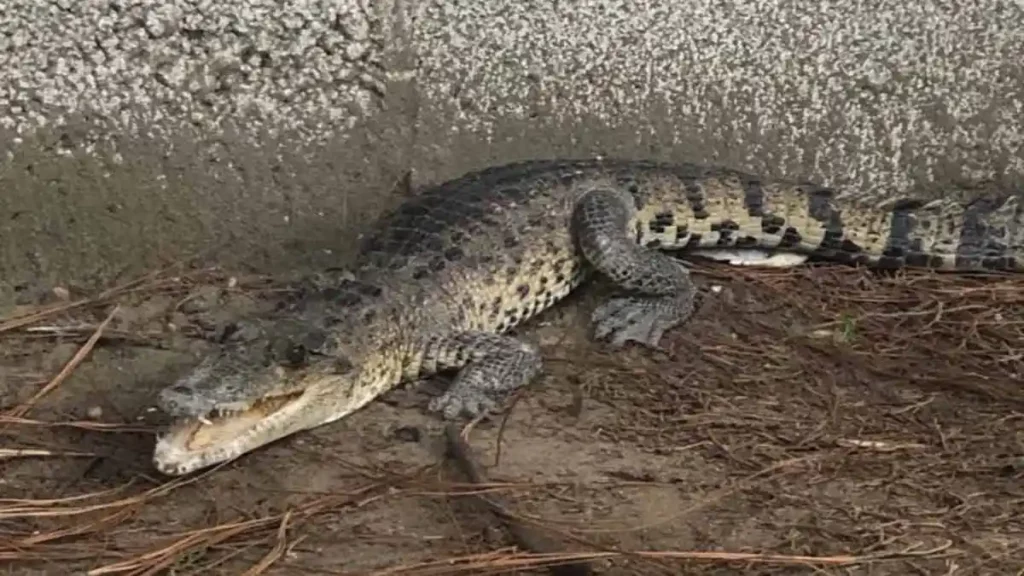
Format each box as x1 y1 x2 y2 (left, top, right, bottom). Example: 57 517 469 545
2 0 1023 309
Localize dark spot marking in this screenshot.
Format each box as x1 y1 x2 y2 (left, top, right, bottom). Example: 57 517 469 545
955 197 1013 270
820 229 845 250
506 267 518 279
430 257 446 272
685 233 703 248
893 199 925 211
841 239 862 253
491 297 502 316
450 230 467 244
681 180 708 219
504 235 519 248
982 255 1017 270
362 309 376 325
710 220 739 232
411 267 429 280
744 180 765 217
554 273 566 285
873 255 904 270
735 235 759 248
516 284 530 298
805 190 845 250
762 214 785 235
904 252 931 267
883 200 920 259
539 276 549 285
716 228 734 246
646 239 663 249
778 227 803 249
675 225 690 243
807 188 841 223
444 246 465 261
654 211 674 226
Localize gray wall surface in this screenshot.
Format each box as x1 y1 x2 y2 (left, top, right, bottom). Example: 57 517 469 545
2 0 1023 309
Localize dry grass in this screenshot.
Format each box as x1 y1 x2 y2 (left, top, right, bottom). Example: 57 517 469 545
1 261 1022 575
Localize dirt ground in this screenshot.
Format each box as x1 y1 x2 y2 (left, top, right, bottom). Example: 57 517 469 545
1 258 1023 576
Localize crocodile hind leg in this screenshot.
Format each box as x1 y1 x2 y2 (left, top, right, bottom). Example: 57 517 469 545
424 331 543 419
572 186 697 348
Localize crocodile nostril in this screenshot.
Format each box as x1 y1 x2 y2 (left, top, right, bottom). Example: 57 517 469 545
169 385 193 395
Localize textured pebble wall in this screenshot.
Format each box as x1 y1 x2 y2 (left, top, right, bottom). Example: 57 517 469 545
1 0 1022 306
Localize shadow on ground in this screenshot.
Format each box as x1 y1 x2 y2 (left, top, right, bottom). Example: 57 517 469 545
1 259 1023 575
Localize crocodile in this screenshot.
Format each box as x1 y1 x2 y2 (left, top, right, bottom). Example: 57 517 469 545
153 158 1024 475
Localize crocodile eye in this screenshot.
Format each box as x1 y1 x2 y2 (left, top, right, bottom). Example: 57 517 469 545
221 321 262 343
284 343 308 367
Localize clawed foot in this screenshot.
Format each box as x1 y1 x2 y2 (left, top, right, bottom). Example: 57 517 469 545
428 387 502 420
592 295 692 348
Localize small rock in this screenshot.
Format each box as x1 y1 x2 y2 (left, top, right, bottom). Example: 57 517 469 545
52 286 71 300
86 406 103 419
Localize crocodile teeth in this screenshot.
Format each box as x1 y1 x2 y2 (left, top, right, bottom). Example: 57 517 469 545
198 415 213 426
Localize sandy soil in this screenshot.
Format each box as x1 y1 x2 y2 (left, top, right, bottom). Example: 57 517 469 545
2 260 1022 576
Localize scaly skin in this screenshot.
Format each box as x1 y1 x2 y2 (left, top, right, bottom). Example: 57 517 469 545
153 158 1024 475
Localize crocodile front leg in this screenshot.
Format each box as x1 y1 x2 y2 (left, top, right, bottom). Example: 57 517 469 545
572 186 697 348
423 331 543 419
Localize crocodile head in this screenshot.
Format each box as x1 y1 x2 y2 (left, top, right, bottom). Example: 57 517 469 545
152 310 391 476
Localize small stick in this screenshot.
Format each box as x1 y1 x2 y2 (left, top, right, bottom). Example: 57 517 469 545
5 305 120 419
0 448 95 459
443 423 593 576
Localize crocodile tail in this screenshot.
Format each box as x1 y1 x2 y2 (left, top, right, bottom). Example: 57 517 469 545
816 191 1024 272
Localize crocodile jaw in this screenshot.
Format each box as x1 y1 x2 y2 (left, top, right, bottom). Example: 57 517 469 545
152 388 322 476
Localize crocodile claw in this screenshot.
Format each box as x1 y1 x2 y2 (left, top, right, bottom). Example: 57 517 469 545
428 389 499 420
591 296 680 349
